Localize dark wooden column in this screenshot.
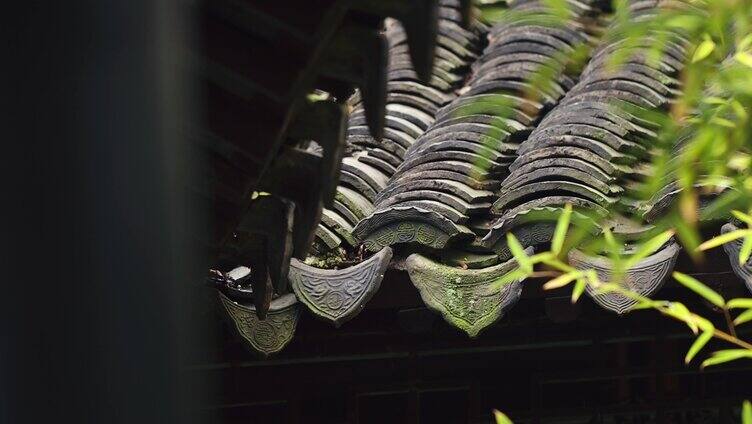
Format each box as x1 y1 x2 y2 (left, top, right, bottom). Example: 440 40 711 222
3 2 211 423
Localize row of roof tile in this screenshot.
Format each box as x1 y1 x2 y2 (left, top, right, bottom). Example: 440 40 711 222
217 0 752 357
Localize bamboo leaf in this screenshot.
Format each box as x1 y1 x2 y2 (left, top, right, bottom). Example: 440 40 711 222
701 349 752 368
731 100 748 120
603 228 619 252
728 298 752 309
668 302 698 334
584 270 601 288
692 314 715 332
701 356 730 369
492 268 528 291
543 271 581 290
551 204 572 255
697 229 752 251
594 282 620 295
665 14 703 31
530 252 554 263
540 257 576 273
507 234 532 273
740 34 752 51
623 230 674 270
571 278 586 303
685 330 712 364
692 38 715 63
743 400 751 424
710 117 736 128
732 210 752 225
702 190 744 221
741 236 752 265
672 272 725 308
702 96 726 105
711 349 752 360
602 228 621 264
734 309 752 326
736 52 752 68
629 299 661 311
493 410 514 424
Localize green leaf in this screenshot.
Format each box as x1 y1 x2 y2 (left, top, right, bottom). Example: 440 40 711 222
507 234 532 273
584 269 600 287
736 52 752 68
743 400 751 424
667 302 698 334
697 229 752 251
702 96 726 105
701 191 744 221
594 282 620 295
602 227 622 266
551 204 572 255
728 298 752 309
692 38 715 63
731 100 748 120
623 230 674 270
701 349 752 368
251 191 271 199
493 410 514 424
732 210 752 225
734 309 752 326
542 0 570 19
306 92 330 102
685 330 713 364
741 237 752 265
629 299 662 311
530 252 554 263
740 34 752 51
603 227 619 252
672 272 725 308
571 278 586 303
491 268 528 291
664 14 703 31
543 271 581 290
693 315 715 332
710 117 736 128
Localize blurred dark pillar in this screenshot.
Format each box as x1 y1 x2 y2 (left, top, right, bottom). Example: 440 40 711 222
3 1 209 423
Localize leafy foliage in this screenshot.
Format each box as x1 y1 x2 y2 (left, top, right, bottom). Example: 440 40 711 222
477 0 752 368
474 0 752 419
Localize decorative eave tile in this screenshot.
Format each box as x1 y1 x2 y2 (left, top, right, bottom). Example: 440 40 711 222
289 247 393 327
569 241 680 314
405 252 525 337
218 292 299 358
721 223 752 294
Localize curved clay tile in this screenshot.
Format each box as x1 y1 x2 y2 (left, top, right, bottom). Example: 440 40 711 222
289 247 393 327
355 205 475 251
220 0 752 352
721 223 752 294
290 0 486 328
484 1 689 263
483 206 603 259
481 1 724 314
310 3 484 256
349 0 607 336
357 0 602 254
569 241 681 314
218 292 300 358
405 251 527 337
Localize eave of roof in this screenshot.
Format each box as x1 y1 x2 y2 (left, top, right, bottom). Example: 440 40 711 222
216 0 752 357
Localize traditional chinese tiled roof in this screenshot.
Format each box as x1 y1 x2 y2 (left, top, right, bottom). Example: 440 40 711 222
216 0 751 357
